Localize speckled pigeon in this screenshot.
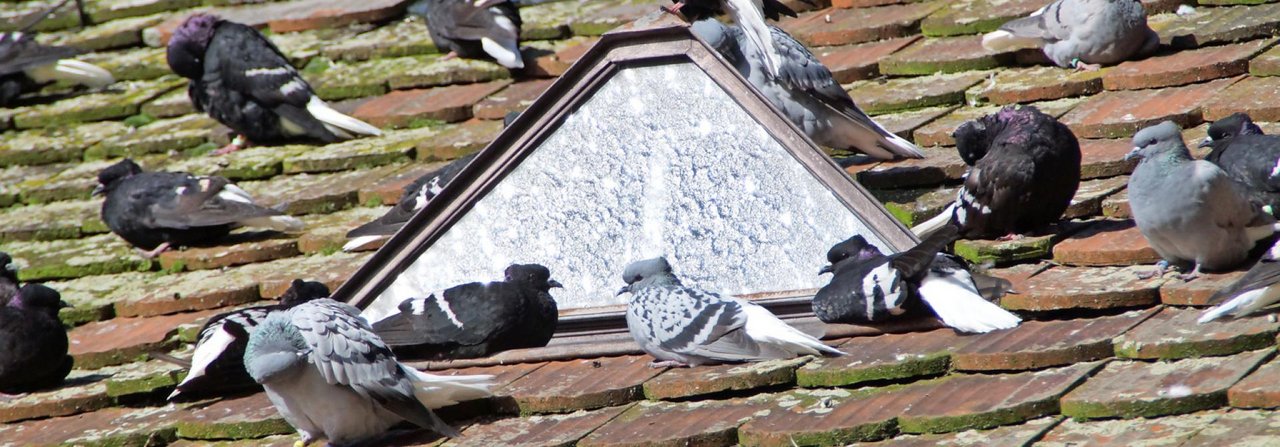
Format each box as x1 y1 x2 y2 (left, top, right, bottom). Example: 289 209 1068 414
0 253 18 307
0 284 71 394
0 0 113 106
166 14 381 154
343 153 476 252
1199 113 1280 216
410 0 524 69
168 279 331 401
912 105 1081 239
618 256 842 367
1199 241 1280 323
1126 121 1280 280
95 158 304 258
814 224 1020 333
669 0 809 78
372 263 561 359
982 0 1159 70
691 19 923 160
244 299 493 445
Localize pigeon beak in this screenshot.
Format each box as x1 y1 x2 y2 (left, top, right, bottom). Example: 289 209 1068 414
1197 137 1213 148
1123 147 1142 162
819 265 833 275
616 285 630 297
91 184 105 197
547 279 564 289
59 300 71 309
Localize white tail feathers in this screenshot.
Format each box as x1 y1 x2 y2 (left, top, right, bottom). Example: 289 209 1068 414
169 327 237 400
342 235 388 252
1198 287 1280 324
881 130 926 159
725 0 781 78
403 367 495 409
480 37 524 69
981 30 1044 53
917 273 1021 333
739 301 844 357
240 215 305 233
26 59 115 87
306 96 382 139
912 203 957 236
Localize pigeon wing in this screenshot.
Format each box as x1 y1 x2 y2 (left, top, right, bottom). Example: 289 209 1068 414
0 34 80 76
644 287 764 361
1197 160 1261 231
890 223 958 281
203 22 312 110
997 0 1074 42
1208 258 1280 306
372 282 523 348
956 143 1037 233
428 1 520 42
146 174 281 229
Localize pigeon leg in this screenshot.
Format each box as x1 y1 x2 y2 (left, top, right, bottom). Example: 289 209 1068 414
661 1 684 15
1074 61 1102 72
136 242 171 259
648 360 688 368
1136 260 1170 280
996 233 1026 242
0 391 23 400
1178 264 1202 282
439 51 459 62
213 135 250 155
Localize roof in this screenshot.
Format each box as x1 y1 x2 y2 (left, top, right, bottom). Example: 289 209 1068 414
0 0 1279 445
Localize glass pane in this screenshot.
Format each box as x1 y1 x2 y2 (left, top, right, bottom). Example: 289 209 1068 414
362 61 892 323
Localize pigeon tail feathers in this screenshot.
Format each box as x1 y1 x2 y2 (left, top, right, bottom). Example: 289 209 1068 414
725 0 781 78
738 300 843 357
912 203 957 237
981 29 1042 53
480 37 524 69
402 366 494 409
880 129 926 159
239 215 305 233
1199 287 1280 323
342 235 387 252
25 59 114 87
917 273 1021 333
306 96 382 138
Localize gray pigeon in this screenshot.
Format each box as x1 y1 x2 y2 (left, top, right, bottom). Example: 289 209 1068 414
691 19 923 160
1126 121 1280 280
243 299 493 445
1199 240 1280 323
981 0 1159 70
617 257 843 367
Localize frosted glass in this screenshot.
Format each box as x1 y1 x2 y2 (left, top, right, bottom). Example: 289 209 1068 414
363 62 891 323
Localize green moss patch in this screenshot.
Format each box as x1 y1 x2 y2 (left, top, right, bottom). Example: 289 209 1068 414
953 235 1056 265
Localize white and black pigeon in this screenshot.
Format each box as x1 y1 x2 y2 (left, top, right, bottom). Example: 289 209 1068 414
0 253 18 307
0 0 113 106
690 19 923 160
912 105 1081 240
618 256 842 367
1127 121 1280 280
166 14 381 154
343 153 476 252
372 263 561 359
0 283 72 395
410 0 524 69
814 224 1021 333
243 298 494 445
1199 240 1280 323
167 279 331 401
1199 113 1280 216
669 0 810 78
981 0 1159 70
95 158 305 258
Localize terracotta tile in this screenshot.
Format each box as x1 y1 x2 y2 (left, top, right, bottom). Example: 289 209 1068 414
297 206 393 254
953 233 1060 266
416 119 501 161
267 0 407 33
642 357 810 401
968 66 1104 106
174 393 293 440
447 405 627 447
848 71 989 116
880 35 1011 75
554 37 598 68
870 105 958 141
1115 307 1280 359
1182 410 1280 446
241 164 407 216
114 268 262 318
565 0 653 36
0 404 180 446
815 36 920 83
499 355 666 414
1060 76 1240 139
358 160 455 206
579 397 771 447
738 387 904 446
1228 358 1280 409
1103 39 1273 91
856 145 966 189
1038 412 1219 447
473 79 555 121
797 329 973 387
239 251 372 298
1060 349 1273 419
1150 4 1280 49
1202 75 1280 123
353 81 512 128
909 105 998 147
857 417 1060 447
1159 269 1247 306
834 0 912 7
1102 188 1131 219
1250 43 1280 76
157 233 301 272
875 186 959 227
0 368 113 423
999 265 1165 311
428 362 547 391
1063 176 1128 219
1053 219 1160 267
920 0 1050 36
780 3 944 47
951 309 1156 372
1078 138 1137 179
69 309 221 369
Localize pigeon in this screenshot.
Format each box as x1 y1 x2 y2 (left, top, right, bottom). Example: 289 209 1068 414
1198 240 1280 323
372 263 561 359
618 256 843 367
1126 121 1280 280
343 153 476 252
1198 113 1280 216
668 0 807 78
0 284 71 394
814 224 1021 333
0 253 17 307
167 279 331 401
0 0 113 106
690 19 923 160
243 298 494 445
912 105 1081 240
166 14 381 154
410 0 524 69
95 158 305 258
981 0 1159 70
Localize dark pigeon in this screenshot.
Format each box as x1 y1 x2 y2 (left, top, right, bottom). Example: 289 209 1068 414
814 225 1021 333
913 105 1082 239
1199 240 1280 323
95 158 304 258
372 263 561 359
1199 113 1280 216
0 283 71 394
167 279 330 401
0 253 17 307
668 0 810 78
0 0 113 106
343 153 476 252
166 14 380 154
411 0 524 69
